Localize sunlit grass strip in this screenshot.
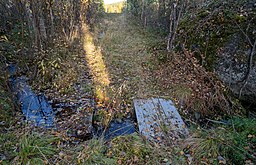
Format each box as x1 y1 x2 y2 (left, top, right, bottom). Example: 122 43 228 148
99 15 153 99
104 1 125 13
82 23 110 102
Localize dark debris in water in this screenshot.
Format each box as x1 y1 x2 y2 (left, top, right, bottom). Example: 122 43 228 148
104 119 136 139
53 100 94 142
8 64 54 128
7 61 137 143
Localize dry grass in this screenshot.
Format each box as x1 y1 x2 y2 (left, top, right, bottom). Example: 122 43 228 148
151 49 230 116
95 14 163 103
76 133 186 165
82 23 111 102
183 117 256 164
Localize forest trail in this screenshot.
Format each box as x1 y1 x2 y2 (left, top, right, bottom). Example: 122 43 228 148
2 1 255 164
83 14 161 103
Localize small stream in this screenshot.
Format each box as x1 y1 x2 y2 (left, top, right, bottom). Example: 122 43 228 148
7 64 135 139
8 64 54 127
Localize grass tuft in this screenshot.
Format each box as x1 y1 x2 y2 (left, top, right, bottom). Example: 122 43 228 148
77 138 116 165
12 132 59 165
185 117 256 164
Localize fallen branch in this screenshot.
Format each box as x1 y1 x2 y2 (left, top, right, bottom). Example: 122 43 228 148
206 118 229 125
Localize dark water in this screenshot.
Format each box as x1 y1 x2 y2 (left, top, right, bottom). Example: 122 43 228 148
8 64 54 127
104 119 136 139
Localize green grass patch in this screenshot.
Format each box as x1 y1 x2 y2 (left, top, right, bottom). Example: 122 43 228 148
186 117 256 164
12 132 59 165
0 72 15 128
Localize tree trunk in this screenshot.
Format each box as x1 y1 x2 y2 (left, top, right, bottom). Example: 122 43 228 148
141 0 147 27
167 0 188 52
30 0 41 48
49 0 54 38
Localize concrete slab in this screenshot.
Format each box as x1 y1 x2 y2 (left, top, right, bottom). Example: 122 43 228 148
134 98 188 142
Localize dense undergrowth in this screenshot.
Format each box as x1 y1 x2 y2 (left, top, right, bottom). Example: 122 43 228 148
143 0 256 118
150 49 231 116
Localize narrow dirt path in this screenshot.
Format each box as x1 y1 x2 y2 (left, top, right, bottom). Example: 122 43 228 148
92 14 160 103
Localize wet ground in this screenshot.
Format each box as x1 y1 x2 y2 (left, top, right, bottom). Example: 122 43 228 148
8 63 136 142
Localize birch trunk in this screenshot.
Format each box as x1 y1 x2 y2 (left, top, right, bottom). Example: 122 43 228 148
167 0 189 52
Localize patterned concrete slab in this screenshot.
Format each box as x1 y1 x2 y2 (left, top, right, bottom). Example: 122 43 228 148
134 98 188 142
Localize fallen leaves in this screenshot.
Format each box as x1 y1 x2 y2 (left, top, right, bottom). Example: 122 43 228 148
151 49 230 116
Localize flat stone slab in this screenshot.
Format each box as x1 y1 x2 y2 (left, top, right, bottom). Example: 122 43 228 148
134 98 188 142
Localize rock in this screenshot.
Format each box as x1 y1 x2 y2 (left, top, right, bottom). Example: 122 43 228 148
216 35 256 105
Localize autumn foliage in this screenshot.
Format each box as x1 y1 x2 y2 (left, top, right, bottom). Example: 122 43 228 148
153 49 230 116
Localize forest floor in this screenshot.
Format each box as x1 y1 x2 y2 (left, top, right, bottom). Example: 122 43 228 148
92 13 226 119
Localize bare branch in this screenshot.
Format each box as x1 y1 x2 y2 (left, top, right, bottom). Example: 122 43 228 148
235 21 253 47
239 40 256 98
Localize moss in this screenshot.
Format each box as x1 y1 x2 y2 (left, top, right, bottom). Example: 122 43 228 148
177 0 256 71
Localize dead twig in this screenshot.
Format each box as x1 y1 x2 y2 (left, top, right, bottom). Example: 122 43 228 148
206 118 229 125
240 40 256 83
234 22 256 98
